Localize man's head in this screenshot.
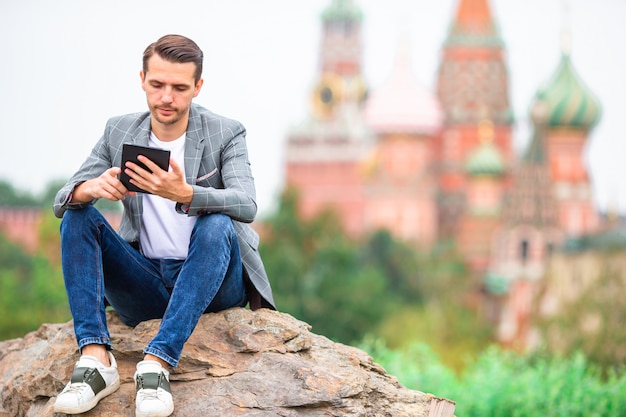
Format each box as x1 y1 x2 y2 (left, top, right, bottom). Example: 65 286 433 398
140 35 205 137
143 34 203 84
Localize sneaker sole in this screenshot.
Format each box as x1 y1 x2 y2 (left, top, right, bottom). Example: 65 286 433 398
53 377 121 414
135 404 175 417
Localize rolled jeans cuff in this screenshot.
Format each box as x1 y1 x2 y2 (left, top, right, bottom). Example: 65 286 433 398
143 346 178 368
78 337 112 352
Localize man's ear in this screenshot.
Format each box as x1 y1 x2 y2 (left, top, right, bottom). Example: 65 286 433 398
193 78 204 98
140 71 146 90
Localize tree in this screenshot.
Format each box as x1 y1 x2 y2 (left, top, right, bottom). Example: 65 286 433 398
0 232 69 340
538 255 626 370
37 179 70 208
260 188 400 344
362 229 424 303
0 180 38 207
372 241 494 371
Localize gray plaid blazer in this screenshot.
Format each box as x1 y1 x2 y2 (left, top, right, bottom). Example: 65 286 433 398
53 103 275 310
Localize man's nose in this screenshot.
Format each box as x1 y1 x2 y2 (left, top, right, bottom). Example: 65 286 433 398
161 87 174 103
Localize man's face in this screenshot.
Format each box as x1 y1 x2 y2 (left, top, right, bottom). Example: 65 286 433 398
140 54 203 128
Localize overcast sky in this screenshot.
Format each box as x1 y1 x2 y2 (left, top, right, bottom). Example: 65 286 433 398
1 0 625 216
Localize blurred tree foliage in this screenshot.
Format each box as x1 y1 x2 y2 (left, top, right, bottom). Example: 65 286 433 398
259 188 401 343
0 180 39 207
537 257 626 371
259 188 494 356
0 229 69 340
0 178 118 341
38 179 70 208
375 241 494 371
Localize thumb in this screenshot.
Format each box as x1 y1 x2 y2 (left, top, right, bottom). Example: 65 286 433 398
106 167 122 176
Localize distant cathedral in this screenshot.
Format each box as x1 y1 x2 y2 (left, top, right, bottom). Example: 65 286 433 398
284 0 602 347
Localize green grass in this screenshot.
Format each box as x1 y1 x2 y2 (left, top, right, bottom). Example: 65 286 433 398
360 339 626 417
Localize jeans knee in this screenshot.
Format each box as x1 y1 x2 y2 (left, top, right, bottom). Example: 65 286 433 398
192 213 236 243
60 206 103 236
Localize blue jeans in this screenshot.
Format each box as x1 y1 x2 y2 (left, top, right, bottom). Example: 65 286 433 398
60 206 246 367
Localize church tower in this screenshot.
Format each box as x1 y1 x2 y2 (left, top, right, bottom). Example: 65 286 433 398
363 39 443 247
485 30 602 349
487 99 563 348
284 0 372 236
534 42 601 237
435 0 513 237
457 118 506 271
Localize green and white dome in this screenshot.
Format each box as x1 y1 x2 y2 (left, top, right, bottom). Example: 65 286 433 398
466 140 505 176
321 0 363 22
534 52 601 129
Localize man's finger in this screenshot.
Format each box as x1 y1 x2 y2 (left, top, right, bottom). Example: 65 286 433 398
136 155 165 173
169 158 182 174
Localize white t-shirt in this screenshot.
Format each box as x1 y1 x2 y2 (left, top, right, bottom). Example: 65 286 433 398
139 132 197 259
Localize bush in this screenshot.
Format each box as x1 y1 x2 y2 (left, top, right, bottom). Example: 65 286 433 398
361 340 626 417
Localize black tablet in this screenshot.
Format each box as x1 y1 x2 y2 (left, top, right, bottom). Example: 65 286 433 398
120 144 171 193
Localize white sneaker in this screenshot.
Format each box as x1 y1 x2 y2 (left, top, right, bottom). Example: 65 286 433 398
54 351 120 414
134 360 174 417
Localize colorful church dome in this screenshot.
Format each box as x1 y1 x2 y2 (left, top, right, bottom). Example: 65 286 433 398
466 143 505 176
534 52 601 129
364 40 443 135
466 120 505 176
444 0 504 47
321 0 363 22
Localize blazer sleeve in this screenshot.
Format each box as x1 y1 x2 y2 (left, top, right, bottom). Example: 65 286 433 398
177 120 258 223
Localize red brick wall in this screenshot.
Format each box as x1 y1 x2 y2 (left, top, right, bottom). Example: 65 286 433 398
0 208 122 254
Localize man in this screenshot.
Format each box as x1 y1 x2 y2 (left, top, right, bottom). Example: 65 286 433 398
52 34 275 417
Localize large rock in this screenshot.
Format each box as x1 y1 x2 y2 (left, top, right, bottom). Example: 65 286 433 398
0 308 455 416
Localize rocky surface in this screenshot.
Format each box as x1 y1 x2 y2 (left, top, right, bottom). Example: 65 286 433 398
0 308 455 416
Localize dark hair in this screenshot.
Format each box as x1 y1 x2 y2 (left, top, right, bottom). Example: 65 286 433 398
143 34 204 83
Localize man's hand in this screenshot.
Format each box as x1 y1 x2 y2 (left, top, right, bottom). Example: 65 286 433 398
72 167 132 203
124 156 193 204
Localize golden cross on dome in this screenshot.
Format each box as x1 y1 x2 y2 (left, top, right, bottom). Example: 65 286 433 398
477 105 494 144
478 119 494 144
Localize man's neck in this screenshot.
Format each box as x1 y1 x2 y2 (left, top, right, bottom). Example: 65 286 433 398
151 121 188 142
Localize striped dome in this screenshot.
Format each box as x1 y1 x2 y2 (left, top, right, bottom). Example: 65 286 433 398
466 141 505 176
321 0 363 22
535 53 601 129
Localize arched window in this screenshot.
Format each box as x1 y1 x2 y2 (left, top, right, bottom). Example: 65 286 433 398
520 239 529 263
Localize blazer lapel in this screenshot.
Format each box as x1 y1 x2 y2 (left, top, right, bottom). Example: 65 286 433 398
132 117 152 146
183 105 205 185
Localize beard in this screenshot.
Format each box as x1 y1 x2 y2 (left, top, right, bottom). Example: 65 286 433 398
150 103 190 126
